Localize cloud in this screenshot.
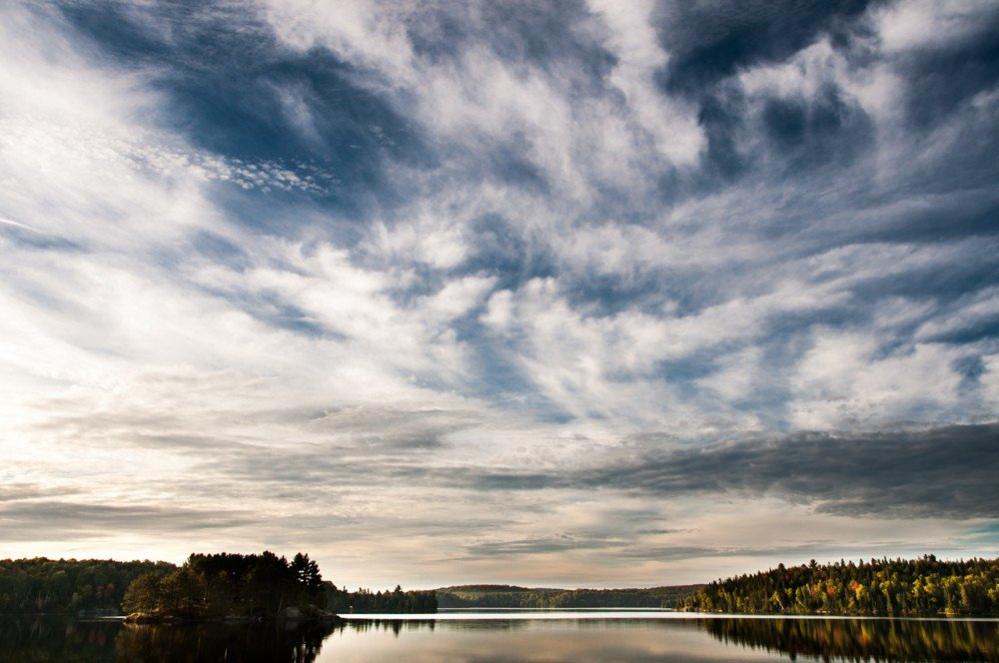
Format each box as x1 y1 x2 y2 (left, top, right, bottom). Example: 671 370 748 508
478 424 999 520
1 0 997 584
0 484 78 502
160 417 999 522
874 0 997 53
0 501 255 541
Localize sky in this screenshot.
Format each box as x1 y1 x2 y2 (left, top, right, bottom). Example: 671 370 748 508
1 0 997 590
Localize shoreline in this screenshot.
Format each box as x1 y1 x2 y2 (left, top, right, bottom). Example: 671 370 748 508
123 612 345 625
5 609 998 623
325 610 999 623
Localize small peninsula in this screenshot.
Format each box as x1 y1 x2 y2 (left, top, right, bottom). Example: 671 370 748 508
122 552 436 622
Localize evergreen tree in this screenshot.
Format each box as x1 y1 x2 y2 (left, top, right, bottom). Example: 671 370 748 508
681 555 999 616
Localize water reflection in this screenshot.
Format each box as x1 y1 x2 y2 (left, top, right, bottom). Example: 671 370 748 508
0 617 118 662
342 619 437 635
1 614 996 662
0 617 340 663
704 616 999 662
115 621 336 663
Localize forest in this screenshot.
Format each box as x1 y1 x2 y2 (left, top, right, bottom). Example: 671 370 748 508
122 552 329 621
0 553 434 619
123 551 437 620
0 558 174 616
436 584 702 608
680 555 999 616
326 584 437 613
703 616 999 661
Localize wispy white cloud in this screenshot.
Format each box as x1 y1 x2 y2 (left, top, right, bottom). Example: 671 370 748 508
1 0 996 585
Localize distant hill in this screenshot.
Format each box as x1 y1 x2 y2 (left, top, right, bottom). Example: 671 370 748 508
680 555 999 616
436 584 703 608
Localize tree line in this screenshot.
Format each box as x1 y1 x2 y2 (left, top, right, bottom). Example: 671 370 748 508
326 584 438 613
122 551 436 619
0 553 435 619
680 555 999 616
436 584 702 608
0 558 173 616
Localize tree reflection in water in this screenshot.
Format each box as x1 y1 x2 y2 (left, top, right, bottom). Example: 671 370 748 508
2 615 998 662
704 616 999 662
115 621 340 663
0 616 119 662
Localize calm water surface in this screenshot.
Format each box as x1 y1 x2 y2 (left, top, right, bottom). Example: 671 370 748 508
2 611 997 662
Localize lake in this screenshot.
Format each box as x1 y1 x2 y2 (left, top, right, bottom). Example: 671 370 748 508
2 611 997 662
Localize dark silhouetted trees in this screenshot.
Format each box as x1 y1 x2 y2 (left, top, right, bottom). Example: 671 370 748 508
120 551 436 619
121 551 329 620
1 553 435 619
